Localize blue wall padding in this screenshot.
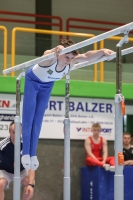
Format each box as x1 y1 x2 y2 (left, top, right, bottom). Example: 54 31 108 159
81 166 133 200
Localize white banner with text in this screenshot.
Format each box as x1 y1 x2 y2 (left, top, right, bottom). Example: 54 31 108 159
0 94 115 140
0 94 22 137
40 96 115 140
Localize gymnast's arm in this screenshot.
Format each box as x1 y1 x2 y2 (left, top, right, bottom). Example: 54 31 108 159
84 138 98 160
70 49 114 67
124 160 133 165
39 45 64 66
102 138 108 164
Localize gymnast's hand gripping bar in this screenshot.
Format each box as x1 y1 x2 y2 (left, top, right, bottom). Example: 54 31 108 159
3 22 133 75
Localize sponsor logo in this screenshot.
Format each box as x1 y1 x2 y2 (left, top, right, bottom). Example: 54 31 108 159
47 100 113 113
48 76 60 80
76 127 112 133
101 128 112 133
0 100 10 108
90 181 93 186
47 69 53 75
0 100 16 109
90 181 93 200
77 127 82 132
76 127 91 132
0 114 15 121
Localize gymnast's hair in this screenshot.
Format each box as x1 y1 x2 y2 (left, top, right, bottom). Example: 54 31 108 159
123 132 131 137
60 38 79 56
91 123 101 129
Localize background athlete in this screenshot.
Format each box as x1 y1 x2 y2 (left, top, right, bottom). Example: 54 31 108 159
85 123 115 171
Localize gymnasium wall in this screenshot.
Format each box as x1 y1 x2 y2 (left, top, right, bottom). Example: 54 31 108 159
0 0 133 57
51 0 133 61
0 0 36 55
52 0 133 29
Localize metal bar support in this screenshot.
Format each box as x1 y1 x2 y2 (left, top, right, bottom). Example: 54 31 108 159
116 33 128 93
63 73 70 200
13 71 25 200
116 46 122 94
114 33 128 200
114 94 124 200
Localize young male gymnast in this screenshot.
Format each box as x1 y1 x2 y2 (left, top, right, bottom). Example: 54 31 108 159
85 123 115 171
21 39 114 170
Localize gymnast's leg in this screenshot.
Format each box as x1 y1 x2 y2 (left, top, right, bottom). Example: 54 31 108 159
86 157 110 170
21 69 38 169
30 81 54 170
106 156 115 171
86 157 103 167
106 156 115 166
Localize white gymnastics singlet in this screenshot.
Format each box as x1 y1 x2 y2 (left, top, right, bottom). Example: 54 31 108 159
32 60 70 82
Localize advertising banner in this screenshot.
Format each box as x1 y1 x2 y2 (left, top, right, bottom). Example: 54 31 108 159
40 96 115 140
0 94 16 137
0 94 115 140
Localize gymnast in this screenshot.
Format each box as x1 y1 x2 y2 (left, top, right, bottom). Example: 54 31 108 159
21 38 114 170
85 123 115 171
